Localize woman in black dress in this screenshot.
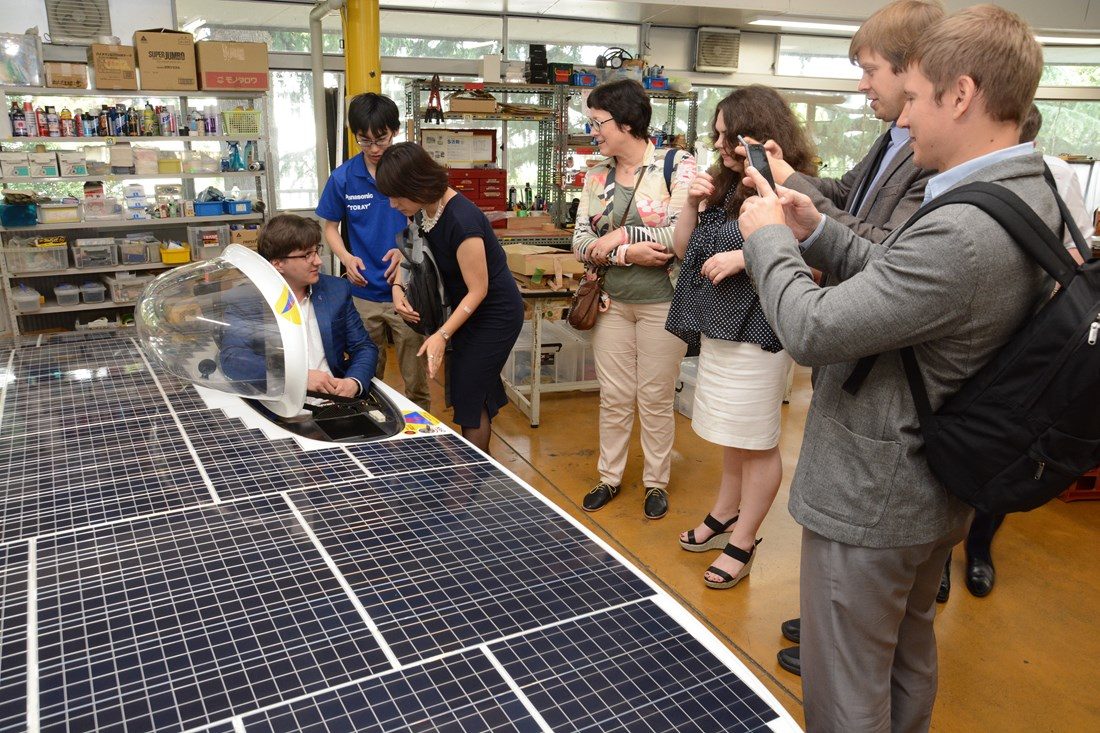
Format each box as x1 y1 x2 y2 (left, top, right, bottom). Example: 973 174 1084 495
375 143 523 452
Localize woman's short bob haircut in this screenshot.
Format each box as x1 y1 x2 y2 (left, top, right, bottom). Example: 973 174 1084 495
586 78 651 141
375 142 449 204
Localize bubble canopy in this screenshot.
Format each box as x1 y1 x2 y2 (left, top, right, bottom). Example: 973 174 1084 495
136 244 309 418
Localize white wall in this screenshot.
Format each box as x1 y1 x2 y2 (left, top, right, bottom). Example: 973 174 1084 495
0 0 174 43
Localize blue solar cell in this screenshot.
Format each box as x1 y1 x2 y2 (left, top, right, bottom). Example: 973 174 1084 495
240 651 542 733
0 544 28 733
489 601 781 733
290 464 651 663
35 497 392 733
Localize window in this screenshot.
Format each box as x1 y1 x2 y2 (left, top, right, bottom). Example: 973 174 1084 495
1034 100 1100 160
380 11 503 59
506 18 637 63
268 71 342 210
176 0 344 53
776 35 860 80
1040 47 1100 87
788 91 881 176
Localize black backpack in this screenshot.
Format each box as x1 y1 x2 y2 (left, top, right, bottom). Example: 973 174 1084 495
844 179 1100 515
396 214 451 336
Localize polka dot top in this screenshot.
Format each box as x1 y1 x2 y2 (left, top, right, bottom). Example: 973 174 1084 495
665 192 784 353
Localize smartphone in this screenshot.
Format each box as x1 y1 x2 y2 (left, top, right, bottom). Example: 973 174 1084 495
738 134 775 191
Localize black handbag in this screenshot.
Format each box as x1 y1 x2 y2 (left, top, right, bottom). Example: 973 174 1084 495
397 214 451 336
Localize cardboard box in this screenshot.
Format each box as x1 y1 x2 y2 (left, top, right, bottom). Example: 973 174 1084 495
29 152 59 178
57 151 89 177
229 227 260 248
195 41 269 91
87 44 137 90
448 94 497 114
133 29 197 91
503 244 585 277
0 152 30 178
44 62 89 89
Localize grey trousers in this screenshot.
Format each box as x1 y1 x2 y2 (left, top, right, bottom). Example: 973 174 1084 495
799 522 968 733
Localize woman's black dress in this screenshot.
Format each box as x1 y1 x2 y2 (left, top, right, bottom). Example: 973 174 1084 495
425 193 524 427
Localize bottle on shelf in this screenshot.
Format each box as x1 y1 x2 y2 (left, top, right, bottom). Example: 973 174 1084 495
524 181 533 206
45 106 60 137
9 101 27 137
35 106 48 138
98 106 109 136
72 108 84 137
59 107 75 137
143 103 156 136
82 112 95 137
205 106 218 135
157 106 171 137
508 185 517 209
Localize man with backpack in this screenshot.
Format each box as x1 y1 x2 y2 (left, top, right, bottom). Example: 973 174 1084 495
761 0 945 676
737 6 1059 730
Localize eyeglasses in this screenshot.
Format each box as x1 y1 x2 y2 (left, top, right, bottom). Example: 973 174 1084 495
354 132 393 149
282 245 323 260
587 116 615 132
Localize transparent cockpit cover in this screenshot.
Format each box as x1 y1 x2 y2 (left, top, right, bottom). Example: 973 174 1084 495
135 245 308 416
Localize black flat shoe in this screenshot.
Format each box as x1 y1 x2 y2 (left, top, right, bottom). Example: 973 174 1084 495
966 556 995 597
583 482 619 512
644 487 668 519
937 559 951 603
781 617 800 645
679 513 739 552
778 646 801 676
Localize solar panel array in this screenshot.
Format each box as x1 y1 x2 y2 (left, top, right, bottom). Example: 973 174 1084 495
0 334 788 732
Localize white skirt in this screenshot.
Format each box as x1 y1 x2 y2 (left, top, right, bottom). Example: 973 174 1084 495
692 336 793 449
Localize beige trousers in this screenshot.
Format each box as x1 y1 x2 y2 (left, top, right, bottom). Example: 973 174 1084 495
592 300 687 489
353 298 430 409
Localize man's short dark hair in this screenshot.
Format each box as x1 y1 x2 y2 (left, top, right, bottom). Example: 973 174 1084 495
258 213 322 261
375 143 449 204
1019 103 1042 144
347 93 400 138
586 78 651 141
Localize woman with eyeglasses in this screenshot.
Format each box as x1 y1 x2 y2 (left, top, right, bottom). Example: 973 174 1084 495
375 142 523 453
572 78 696 520
316 93 431 411
665 85 817 589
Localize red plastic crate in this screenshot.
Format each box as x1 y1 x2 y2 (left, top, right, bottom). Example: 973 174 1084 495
1060 465 1100 503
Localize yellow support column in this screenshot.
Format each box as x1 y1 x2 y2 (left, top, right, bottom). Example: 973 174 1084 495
342 0 381 156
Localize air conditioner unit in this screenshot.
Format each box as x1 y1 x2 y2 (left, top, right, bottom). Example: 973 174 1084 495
694 27 741 73
45 0 112 46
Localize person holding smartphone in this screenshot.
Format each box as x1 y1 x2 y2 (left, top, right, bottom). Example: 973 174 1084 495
666 86 818 588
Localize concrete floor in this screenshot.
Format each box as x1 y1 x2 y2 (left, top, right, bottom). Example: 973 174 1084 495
391 356 1099 731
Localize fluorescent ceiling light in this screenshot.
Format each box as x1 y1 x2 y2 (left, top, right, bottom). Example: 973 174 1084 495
749 18 861 34
1035 35 1100 45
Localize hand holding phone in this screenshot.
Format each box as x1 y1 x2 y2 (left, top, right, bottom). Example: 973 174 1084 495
738 135 775 192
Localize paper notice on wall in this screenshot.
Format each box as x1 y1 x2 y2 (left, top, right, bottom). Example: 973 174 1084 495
420 130 494 166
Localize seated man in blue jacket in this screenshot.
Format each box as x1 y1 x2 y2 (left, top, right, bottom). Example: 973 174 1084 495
219 213 378 398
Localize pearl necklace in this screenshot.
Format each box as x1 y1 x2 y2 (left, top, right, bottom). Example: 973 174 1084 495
420 197 448 233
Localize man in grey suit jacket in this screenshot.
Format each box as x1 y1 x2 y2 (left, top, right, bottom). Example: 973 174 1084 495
737 6 1055 731
765 0 944 674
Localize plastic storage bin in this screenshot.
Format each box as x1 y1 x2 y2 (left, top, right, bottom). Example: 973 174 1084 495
188 225 229 261
103 273 154 304
3 242 68 272
0 203 37 227
502 321 580 386
73 239 119 269
674 357 699 419
193 201 223 217
223 200 253 215
81 282 107 303
118 239 149 264
53 284 80 306
37 203 81 224
159 246 190 264
12 286 41 313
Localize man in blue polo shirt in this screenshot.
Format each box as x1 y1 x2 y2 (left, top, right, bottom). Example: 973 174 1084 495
317 93 430 409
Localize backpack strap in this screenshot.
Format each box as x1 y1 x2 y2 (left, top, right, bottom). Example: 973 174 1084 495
842 180 1077 396
664 148 678 194
1042 163 1092 261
